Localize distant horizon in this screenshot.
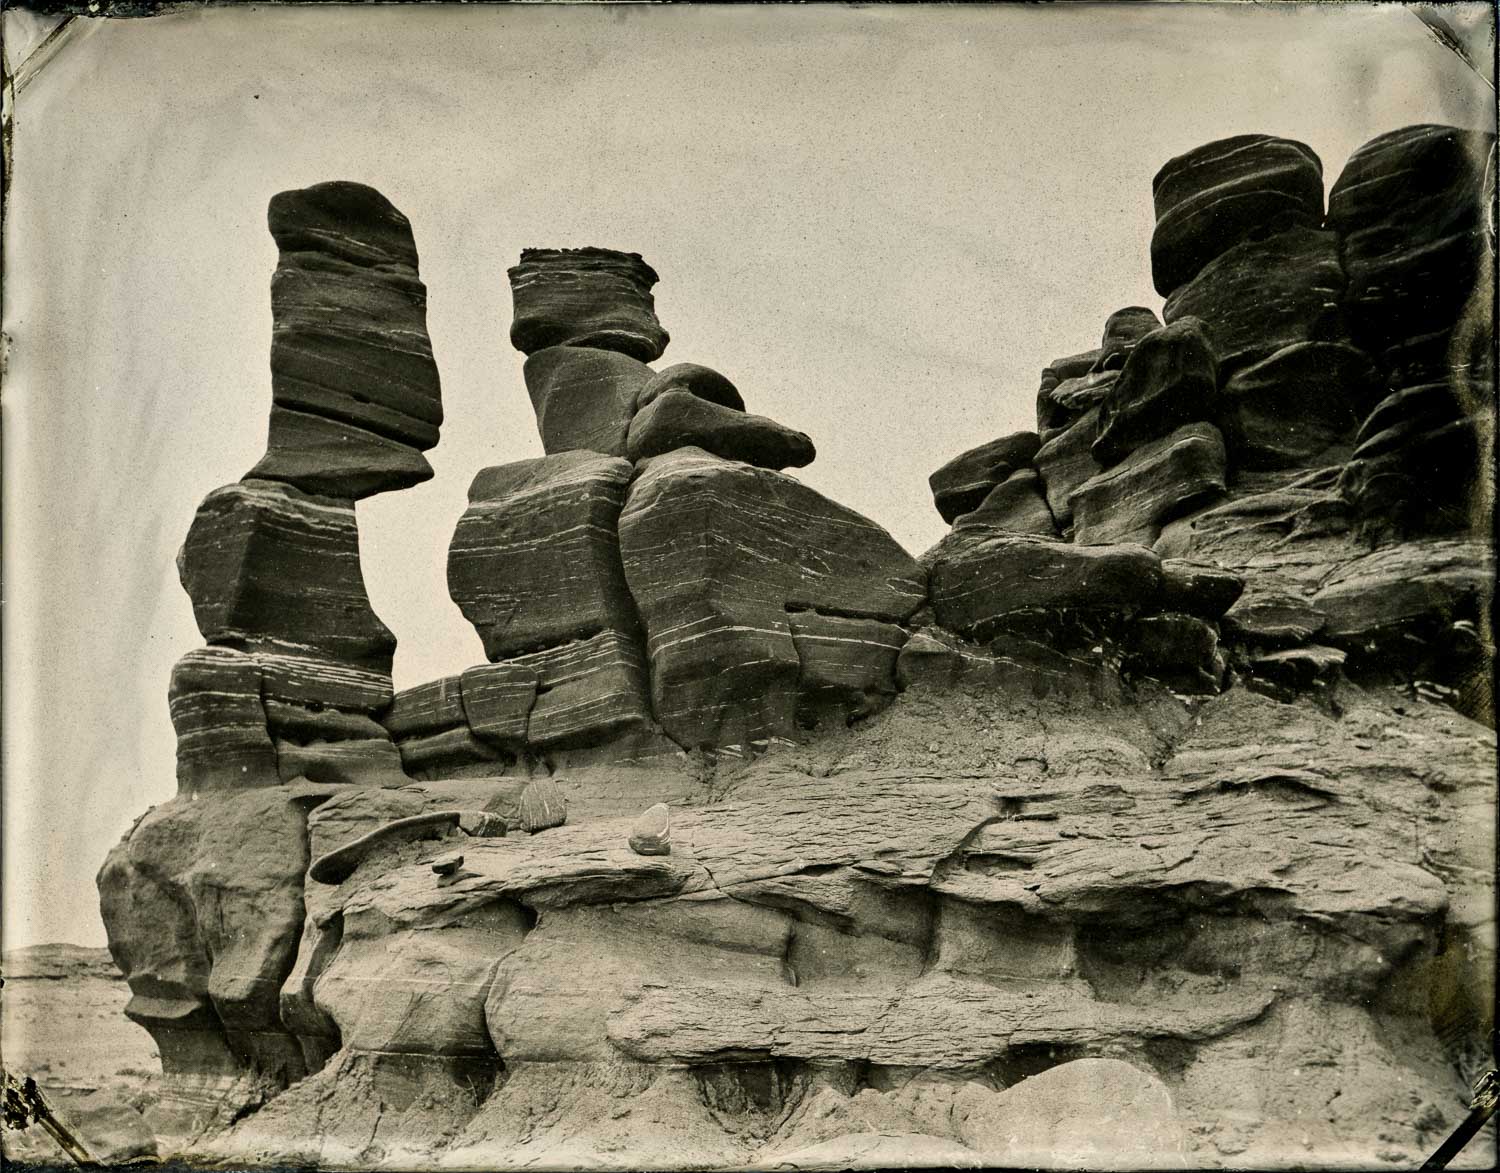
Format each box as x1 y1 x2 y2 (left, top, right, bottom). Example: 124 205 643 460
3 1 1495 950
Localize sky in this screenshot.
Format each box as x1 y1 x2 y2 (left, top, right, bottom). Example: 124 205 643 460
2 1 1495 950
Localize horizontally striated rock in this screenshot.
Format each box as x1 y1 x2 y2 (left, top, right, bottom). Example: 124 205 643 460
1158 559 1245 620
1337 379 1492 538
178 479 395 673
382 675 468 740
1151 134 1325 296
1221 592 1328 648
1249 644 1347 698
521 346 654 457
1033 407 1102 529
788 611 905 725
928 532 1163 639
511 632 652 749
1092 317 1218 467
1072 423 1227 547
1162 226 1347 377
459 662 539 748
1327 124 1496 354
634 362 745 412
168 647 276 792
273 737 404 788
952 468 1057 536
1036 348 1102 430
1218 342 1378 469
508 247 668 361
619 447 925 747
246 181 442 499
447 452 638 661
1093 305 1162 372
927 431 1041 523
1122 612 1226 694
628 803 671 856
625 390 815 470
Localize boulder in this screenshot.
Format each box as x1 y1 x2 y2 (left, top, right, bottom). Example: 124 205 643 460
447 452 639 661
953 468 1057 537
635 362 745 412
1033 407 1102 529
520 346 654 457
1327 124 1495 352
178 479 395 674
1218 342 1378 469
1094 305 1162 371
248 181 442 499
508 247 669 361
168 647 277 792
928 532 1163 640
1163 226 1348 378
518 776 568 833
928 431 1041 523
1151 133 1324 296
626 390 815 469
1221 593 1328 647
1092 318 1219 467
1072 423 1227 547
629 803 671 856
619 448 925 747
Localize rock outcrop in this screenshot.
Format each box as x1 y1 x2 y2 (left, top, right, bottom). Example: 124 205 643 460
95 125 1495 1172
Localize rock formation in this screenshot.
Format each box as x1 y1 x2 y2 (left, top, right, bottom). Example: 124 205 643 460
92 126 1496 1171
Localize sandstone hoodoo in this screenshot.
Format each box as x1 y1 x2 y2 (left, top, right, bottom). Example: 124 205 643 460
91 126 1495 1171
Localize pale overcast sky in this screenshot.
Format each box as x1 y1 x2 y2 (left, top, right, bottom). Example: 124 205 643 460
3 2 1494 948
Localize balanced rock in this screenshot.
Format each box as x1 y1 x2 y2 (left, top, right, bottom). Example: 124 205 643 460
928 532 1163 640
1163 225 1348 378
1218 342 1378 469
448 452 639 661
521 346 654 457
1033 407 1103 529
953 468 1057 537
1073 423 1227 547
168 647 276 792
928 431 1042 523
1151 133 1324 296
178 479 395 674
1327 124 1495 354
626 390 815 470
628 803 671 856
248 181 442 499
635 362 745 412
508 247 669 361
1094 305 1162 371
619 447 925 747
1092 317 1218 467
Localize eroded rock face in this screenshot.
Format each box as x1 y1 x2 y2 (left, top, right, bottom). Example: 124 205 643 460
1151 134 1324 296
249 181 442 499
1218 342 1377 470
508 248 669 361
1073 423 1227 547
1094 305 1162 372
618 447 925 745
1092 318 1218 467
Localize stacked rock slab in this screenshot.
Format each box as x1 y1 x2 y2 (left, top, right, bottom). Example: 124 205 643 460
249 181 443 498
1327 125 1497 537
